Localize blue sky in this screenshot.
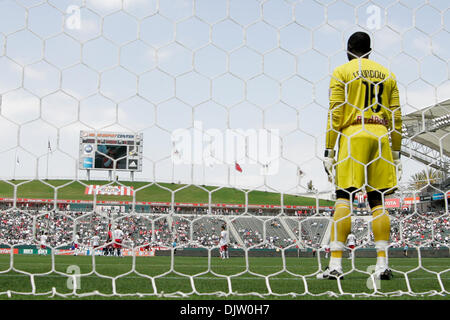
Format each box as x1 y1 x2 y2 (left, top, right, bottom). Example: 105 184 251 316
0 0 449 200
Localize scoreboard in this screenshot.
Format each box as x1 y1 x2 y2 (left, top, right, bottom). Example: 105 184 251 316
79 131 143 172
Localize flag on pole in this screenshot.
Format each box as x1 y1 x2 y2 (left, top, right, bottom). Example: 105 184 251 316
235 162 242 173
172 141 182 162
261 163 269 175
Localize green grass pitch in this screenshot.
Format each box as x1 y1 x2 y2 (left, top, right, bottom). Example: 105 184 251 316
0 254 448 300
0 179 334 207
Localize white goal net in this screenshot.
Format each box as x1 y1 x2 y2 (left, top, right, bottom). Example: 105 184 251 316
0 0 448 298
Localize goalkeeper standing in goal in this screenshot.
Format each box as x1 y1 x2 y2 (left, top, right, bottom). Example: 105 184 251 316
319 32 402 280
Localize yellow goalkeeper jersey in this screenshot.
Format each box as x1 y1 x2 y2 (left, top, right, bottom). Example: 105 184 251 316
326 58 401 152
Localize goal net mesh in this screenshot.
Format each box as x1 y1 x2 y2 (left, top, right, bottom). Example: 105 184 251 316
0 0 448 298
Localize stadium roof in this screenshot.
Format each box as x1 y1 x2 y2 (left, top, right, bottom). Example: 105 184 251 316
402 99 450 158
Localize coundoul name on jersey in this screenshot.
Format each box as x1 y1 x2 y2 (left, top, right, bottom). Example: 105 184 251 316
352 69 387 80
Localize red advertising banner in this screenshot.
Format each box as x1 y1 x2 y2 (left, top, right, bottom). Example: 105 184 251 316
122 248 156 257
0 198 333 210
384 198 400 208
85 185 134 196
0 248 19 254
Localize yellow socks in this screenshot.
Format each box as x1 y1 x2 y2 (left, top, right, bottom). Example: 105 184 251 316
372 205 390 267
330 199 352 243
327 201 391 270
329 199 351 268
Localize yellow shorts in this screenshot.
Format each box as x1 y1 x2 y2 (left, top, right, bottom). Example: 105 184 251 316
336 124 397 193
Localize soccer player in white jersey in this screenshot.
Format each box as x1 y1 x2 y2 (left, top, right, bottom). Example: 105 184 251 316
113 226 124 257
322 244 330 259
346 233 356 259
91 233 100 255
39 233 48 256
219 225 229 259
356 192 367 208
73 233 80 256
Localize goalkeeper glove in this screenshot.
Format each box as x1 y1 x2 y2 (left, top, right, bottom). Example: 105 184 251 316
323 149 336 183
392 151 402 181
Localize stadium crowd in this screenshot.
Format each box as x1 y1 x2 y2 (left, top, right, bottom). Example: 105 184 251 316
0 202 448 251
350 212 450 249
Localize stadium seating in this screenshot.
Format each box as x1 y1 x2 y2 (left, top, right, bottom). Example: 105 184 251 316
0 204 448 251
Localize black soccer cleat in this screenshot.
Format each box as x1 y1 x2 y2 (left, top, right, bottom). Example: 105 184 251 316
378 268 393 280
327 268 345 280
317 267 344 280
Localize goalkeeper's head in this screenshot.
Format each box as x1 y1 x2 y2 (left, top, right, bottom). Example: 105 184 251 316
347 31 371 60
